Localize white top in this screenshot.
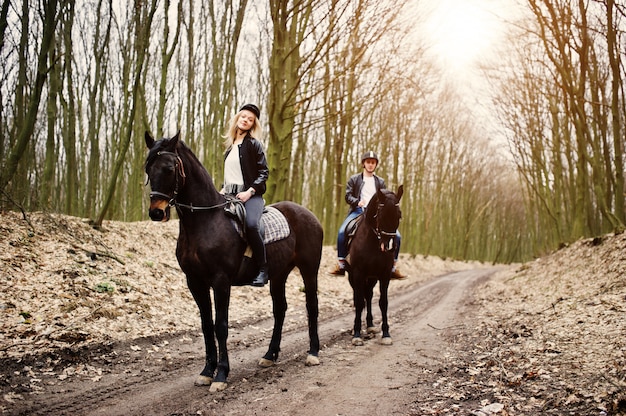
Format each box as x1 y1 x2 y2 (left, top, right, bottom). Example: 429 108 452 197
361 176 376 207
224 145 244 186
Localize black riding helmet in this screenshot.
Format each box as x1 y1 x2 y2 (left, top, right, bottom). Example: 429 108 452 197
361 151 379 165
239 103 260 119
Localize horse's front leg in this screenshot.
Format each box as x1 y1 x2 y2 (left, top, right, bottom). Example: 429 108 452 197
365 280 378 335
351 272 366 346
259 275 287 367
187 278 217 386
378 278 392 345
209 282 231 392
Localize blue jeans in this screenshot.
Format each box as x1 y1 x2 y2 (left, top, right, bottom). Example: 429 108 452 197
336 207 401 261
244 195 266 265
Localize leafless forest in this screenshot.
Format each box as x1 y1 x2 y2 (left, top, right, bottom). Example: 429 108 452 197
1 0 625 263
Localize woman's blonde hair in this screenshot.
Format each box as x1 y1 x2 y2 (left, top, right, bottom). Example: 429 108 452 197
222 110 263 148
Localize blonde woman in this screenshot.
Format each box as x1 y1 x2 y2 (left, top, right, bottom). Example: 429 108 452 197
222 104 270 286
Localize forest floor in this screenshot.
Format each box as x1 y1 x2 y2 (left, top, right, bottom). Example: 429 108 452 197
0 210 625 415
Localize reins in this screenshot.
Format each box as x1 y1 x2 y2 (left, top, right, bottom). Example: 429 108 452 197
147 150 230 212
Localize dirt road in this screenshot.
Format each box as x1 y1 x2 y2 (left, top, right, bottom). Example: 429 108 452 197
8 268 498 416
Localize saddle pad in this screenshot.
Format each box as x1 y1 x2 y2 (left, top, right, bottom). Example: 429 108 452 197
229 205 290 244
261 206 290 243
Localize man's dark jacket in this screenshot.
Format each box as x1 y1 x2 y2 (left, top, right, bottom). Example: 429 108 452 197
344 173 385 213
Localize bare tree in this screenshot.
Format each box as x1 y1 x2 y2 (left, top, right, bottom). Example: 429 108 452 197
0 0 59 194
93 0 158 228
156 0 182 136
84 0 113 218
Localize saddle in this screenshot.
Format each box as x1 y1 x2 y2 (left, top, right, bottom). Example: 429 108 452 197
223 196 290 245
224 194 246 224
344 213 364 253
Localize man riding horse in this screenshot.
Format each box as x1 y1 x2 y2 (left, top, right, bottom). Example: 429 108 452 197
331 151 405 279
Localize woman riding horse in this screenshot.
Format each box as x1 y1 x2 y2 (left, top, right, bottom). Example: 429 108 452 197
144 131 323 392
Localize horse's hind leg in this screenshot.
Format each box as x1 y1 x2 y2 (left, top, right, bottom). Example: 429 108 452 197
301 266 320 365
378 278 392 345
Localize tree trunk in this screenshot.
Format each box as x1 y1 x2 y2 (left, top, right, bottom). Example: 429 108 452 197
85 0 112 218
93 0 157 228
42 34 60 210
61 0 78 215
0 0 59 191
156 0 181 136
606 0 625 227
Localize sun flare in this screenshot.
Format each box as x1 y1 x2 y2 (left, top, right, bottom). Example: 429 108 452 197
420 0 510 75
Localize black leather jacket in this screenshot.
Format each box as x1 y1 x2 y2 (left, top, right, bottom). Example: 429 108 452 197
345 173 385 213
224 134 269 195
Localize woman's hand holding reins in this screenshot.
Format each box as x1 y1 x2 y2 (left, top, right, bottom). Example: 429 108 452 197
236 189 255 202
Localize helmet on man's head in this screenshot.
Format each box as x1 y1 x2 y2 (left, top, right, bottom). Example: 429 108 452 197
361 151 379 164
239 103 260 119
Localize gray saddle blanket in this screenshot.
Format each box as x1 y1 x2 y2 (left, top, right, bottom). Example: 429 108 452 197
226 203 290 244
260 206 291 243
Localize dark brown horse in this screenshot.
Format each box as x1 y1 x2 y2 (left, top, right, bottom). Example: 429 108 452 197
144 131 323 392
347 185 403 346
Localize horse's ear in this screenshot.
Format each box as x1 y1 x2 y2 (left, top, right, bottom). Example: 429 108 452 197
160 130 181 152
397 184 404 201
145 131 155 149
169 130 180 149
377 187 385 201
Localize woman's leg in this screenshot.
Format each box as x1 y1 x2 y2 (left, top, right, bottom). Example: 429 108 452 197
245 196 268 286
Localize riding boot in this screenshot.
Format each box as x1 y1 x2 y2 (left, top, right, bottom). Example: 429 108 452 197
252 264 269 287
248 227 269 287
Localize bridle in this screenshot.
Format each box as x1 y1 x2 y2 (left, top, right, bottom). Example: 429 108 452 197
147 151 186 207
146 150 229 212
372 198 401 247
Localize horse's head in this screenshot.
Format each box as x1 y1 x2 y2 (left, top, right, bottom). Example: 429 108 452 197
144 131 185 222
369 185 403 253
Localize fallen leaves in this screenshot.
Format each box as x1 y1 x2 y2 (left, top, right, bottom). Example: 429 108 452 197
437 233 626 415
0 210 472 384
2 211 624 414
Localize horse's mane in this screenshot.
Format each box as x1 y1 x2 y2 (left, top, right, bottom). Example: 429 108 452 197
178 141 205 165
364 192 380 223
365 189 392 221
146 136 213 185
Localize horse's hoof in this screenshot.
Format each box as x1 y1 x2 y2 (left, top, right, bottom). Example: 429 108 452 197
209 381 228 392
194 375 213 386
351 337 364 346
380 336 393 346
258 357 275 368
305 354 320 366
366 326 380 334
